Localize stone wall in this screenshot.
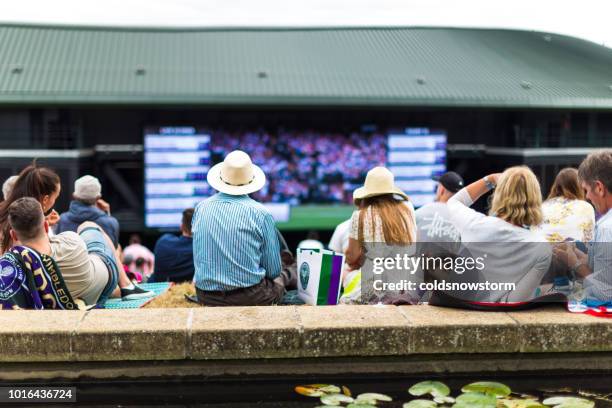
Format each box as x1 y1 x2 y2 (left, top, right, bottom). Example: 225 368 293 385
0 304 611 380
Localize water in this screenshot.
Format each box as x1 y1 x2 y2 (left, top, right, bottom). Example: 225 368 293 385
8 373 612 407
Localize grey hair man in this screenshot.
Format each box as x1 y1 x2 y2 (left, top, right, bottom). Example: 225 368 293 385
56 175 120 248
559 150 612 302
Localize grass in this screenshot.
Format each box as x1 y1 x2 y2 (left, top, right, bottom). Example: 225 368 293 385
276 205 353 230
143 282 199 308
142 281 309 308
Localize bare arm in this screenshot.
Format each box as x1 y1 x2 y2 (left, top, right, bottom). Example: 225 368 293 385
345 237 364 271
463 173 502 203
446 173 502 234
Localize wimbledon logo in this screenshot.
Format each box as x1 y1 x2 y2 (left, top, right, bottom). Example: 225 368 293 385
299 262 310 289
0 263 20 300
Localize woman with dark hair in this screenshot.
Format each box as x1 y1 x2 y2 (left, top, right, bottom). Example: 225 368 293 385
534 167 595 242
0 163 61 252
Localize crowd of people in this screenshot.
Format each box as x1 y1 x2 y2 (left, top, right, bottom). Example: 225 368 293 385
0 169 155 309
0 147 610 310
211 130 387 204
0 168 198 310
329 150 611 307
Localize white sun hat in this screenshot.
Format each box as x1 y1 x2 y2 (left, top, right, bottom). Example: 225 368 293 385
352 166 409 204
207 150 266 195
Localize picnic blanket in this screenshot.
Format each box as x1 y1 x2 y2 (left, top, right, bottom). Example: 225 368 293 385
101 282 172 309
0 246 81 310
280 289 305 305
567 299 612 318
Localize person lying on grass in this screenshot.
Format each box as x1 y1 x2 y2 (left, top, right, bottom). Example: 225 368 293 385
7 197 153 306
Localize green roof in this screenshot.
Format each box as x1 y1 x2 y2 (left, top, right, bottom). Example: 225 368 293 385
1 24 611 108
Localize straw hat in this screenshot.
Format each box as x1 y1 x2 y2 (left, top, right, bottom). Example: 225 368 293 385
353 167 409 204
207 150 266 195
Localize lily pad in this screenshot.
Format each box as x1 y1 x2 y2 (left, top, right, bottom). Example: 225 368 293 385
346 404 378 408
295 386 324 397
403 400 438 408
499 399 547 408
452 392 497 408
409 381 451 398
355 393 393 404
434 396 455 404
320 393 355 406
342 386 353 397
542 396 594 408
295 384 341 397
461 382 512 398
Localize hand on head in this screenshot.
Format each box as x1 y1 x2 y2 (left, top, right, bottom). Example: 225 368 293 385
96 198 110 213
46 209 60 226
489 173 502 185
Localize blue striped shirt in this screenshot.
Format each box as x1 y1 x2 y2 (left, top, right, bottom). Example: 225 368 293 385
192 193 281 291
586 208 612 301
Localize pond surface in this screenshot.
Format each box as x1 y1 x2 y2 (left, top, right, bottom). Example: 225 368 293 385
10 373 612 407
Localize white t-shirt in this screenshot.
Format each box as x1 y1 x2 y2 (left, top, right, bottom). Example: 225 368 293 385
49 232 108 305
297 239 324 250
328 219 351 253
415 202 461 242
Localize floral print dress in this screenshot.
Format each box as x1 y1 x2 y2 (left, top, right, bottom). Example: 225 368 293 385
534 197 595 242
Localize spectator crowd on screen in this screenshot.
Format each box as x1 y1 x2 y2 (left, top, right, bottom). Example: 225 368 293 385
211 130 386 205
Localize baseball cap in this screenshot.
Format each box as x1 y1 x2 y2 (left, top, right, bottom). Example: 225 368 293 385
432 171 464 193
74 175 102 201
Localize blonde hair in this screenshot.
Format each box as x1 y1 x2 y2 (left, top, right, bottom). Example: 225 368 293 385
489 166 543 227
358 194 415 245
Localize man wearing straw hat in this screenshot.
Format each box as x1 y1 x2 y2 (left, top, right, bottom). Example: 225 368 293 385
192 150 291 306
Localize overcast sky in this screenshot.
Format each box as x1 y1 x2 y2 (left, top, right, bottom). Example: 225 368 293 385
2 0 611 47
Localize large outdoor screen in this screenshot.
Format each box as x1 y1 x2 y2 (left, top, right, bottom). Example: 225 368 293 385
144 126 446 229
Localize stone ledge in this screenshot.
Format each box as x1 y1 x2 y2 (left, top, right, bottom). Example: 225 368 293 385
400 306 520 353
0 304 609 363
298 305 411 357
190 306 301 359
2 353 612 381
0 310 86 362
508 308 612 353
72 308 190 361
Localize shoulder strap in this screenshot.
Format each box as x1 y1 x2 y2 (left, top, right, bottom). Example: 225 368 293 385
14 246 79 310
40 253 79 310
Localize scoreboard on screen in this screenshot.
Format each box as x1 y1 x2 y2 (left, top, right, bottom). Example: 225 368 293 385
387 128 447 207
144 127 210 229
144 126 290 229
